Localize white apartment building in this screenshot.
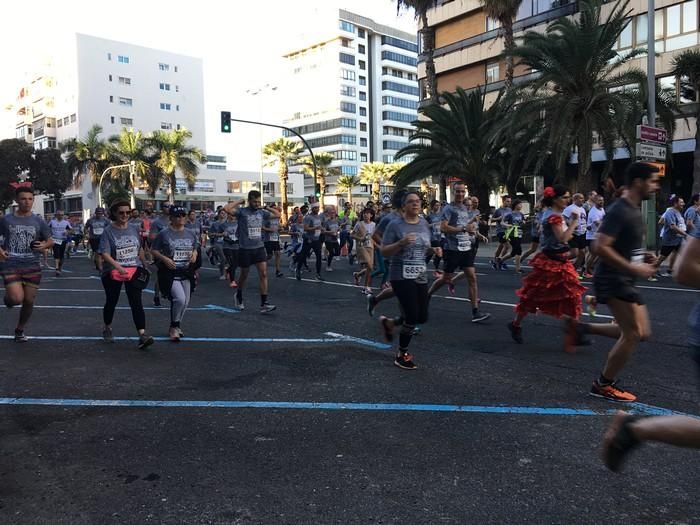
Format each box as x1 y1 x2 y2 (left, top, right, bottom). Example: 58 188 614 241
282 9 419 198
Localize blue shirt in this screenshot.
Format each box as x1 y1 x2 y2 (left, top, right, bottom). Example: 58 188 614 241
660 207 686 246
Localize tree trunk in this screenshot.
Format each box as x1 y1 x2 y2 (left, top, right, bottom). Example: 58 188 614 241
694 109 700 195
576 131 595 193
438 175 447 202
503 18 515 90
347 188 353 205
319 172 326 208
420 12 438 105
279 167 289 227
372 181 380 202
168 174 176 204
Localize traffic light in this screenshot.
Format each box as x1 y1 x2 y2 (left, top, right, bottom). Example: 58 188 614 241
220 111 231 133
314 183 321 198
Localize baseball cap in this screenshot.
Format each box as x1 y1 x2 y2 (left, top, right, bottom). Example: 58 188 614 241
95 207 105 213
170 206 187 217
311 202 320 209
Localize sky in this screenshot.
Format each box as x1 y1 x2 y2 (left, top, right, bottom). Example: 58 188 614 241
0 0 417 171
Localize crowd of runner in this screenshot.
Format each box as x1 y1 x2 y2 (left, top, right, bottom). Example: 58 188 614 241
1 162 700 471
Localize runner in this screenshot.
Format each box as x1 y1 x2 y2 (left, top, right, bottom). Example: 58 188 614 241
352 208 376 294
583 191 598 215
48 209 72 277
207 209 227 280
491 195 512 270
499 200 525 274
684 193 700 235
378 191 441 370
573 162 660 401
223 190 279 313
322 205 340 272
0 185 53 341
655 195 687 277
263 203 283 278
222 212 239 288
426 200 444 275
99 200 154 349
296 202 324 281
563 192 588 276
584 194 606 278
601 210 700 471
339 202 356 265
86 207 110 272
507 185 586 346
427 182 490 323
151 206 200 342
520 201 543 265
149 204 171 306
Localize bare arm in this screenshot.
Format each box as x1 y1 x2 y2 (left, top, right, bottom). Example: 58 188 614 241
151 248 176 269
223 199 246 217
592 232 656 278
675 235 700 287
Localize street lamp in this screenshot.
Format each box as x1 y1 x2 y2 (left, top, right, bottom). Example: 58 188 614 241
247 84 278 205
97 161 136 208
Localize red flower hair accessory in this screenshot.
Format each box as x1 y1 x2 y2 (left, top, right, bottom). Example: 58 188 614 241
543 186 556 198
10 181 33 190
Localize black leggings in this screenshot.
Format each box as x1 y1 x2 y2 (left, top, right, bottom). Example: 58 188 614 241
224 247 238 282
426 241 442 269
325 241 339 266
101 274 146 330
391 279 429 351
298 240 322 274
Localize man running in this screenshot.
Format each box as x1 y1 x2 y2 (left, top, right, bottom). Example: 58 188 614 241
223 190 279 313
0 185 53 341
86 207 110 272
563 193 588 275
339 202 356 265
48 209 72 276
322 206 340 272
426 200 444 274
149 204 171 305
296 202 324 281
491 195 512 270
584 194 606 278
655 195 687 277
263 203 283 278
573 162 659 402
684 193 700 235
428 182 490 323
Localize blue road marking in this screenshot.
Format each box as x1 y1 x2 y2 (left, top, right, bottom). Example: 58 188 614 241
30 304 238 313
204 304 240 314
324 332 392 350
0 397 694 418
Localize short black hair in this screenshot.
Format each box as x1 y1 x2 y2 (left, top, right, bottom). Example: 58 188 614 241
248 190 261 200
392 189 408 209
691 193 700 205
624 161 658 186
15 187 33 199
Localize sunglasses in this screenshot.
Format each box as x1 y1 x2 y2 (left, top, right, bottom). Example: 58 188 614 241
117 210 130 215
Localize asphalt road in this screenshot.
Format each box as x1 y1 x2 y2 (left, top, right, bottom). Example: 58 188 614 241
0 245 699 524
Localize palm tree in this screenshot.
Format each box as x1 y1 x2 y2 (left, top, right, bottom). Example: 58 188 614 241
396 1 439 104
393 86 511 208
480 0 523 89
108 128 154 202
263 137 303 226
672 49 700 194
359 162 399 202
506 0 645 191
60 124 109 193
147 128 205 204
299 151 339 207
337 174 362 204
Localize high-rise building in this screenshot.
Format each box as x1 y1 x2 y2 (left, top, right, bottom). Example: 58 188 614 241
282 9 419 199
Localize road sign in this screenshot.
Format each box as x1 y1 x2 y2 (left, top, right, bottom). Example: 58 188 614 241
647 161 666 177
381 193 391 205
636 125 667 144
635 143 667 160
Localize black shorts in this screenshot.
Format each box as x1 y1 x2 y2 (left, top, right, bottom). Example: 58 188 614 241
509 237 522 256
238 247 267 268
89 238 100 252
568 234 587 250
497 232 508 244
443 249 476 273
594 277 645 305
265 241 281 256
52 242 67 260
660 244 681 257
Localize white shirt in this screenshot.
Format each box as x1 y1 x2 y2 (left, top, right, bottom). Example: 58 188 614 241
586 206 605 240
563 204 587 236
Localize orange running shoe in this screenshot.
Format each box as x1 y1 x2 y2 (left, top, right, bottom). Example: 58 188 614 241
589 380 637 402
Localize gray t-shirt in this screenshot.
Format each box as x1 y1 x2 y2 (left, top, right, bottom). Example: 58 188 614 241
661 207 686 246
264 217 281 243
209 220 225 245
222 221 239 248
49 219 72 243
99 224 143 273
492 206 512 234
441 203 476 252
86 217 110 239
427 212 443 243
323 217 340 242
0 213 51 268
684 206 700 236
184 219 203 238
375 211 401 242
303 213 323 242
152 227 199 269
149 216 170 237
382 218 431 283
234 207 271 249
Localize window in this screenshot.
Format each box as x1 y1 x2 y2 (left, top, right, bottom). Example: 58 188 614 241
383 140 405 150
340 20 355 33
486 62 500 84
174 66 178 72
382 81 420 96
227 181 242 194
383 126 411 137
341 69 356 81
359 76 366 86
159 82 171 91
63 117 69 125
118 97 133 106
359 91 367 101
110 116 115 124
160 103 171 110
360 138 368 147
176 124 181 130
358 44 366 54
56 119 62 128
381 51 417 67
176 105 180 111
383 155 395 163
360 122 367 131
359 60 366 70
341 166 358 175
358 28 366 38
305 134 357 148
382 96 418 109
486 16 501 31
175 85 179 92
332 150 358 160
360 107 367 116
120 117 133 126
667 4 682 36
119 76 131 85
282 117 356 136
616 20 633 49
635 14 648 46
108 74 113 81
161 122 173 130
340 101 356 113
360 153 368 162
340 85 356 97
381 35 418 53
339 52 355 65
107 53 112 60
109 95 114 103
341 38 351 48
383 111 414 122
118 55 129 64
70 114 76 122
683 0 697 32
207 164 226 170
159 63 170 71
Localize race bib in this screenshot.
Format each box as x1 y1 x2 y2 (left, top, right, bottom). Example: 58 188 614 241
54 239 63 246
432 223 441 236
631 248 645 265
270 233 279 242
92 227 104 235
173 248 191 263
248 227 261 239
116 245 138 265
403 263 426 280
314 229 320 239
456 233 471 252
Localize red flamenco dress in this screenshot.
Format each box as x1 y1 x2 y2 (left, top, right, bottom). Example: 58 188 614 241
515 214 586 319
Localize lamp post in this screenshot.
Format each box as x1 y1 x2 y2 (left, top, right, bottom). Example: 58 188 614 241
247 84 278 205
97 161 136 208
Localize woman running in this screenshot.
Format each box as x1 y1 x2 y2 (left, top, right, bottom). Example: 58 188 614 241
378 192 442 370
507 186 586 350
352 208 376 294
520 201 544 265
151 206 200 341
99 200 154 350
499 200 526 274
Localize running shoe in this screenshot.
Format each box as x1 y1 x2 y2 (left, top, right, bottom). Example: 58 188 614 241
234 296 245 311
394 352 417 370
507 322 523 344
326 266 333 272
447 282 456 296
589 380 637 402
411 326 421 336
472 311 491 323
169 328 181 342
55 271 61 277
229 279 238 289
379 315 394 342
582 272 594 279
102 327 114 343
219 275 227 280
153 296 161 307
367 294 377 317
490 260 497 270
295 266 302 281
138 334 154 350
602 411 640 472
647 275 658 282
276 272 284 278
14 329 28 343
352 272 360 286
260 302 277 314
499 262 508 271
660 271 673 278
315 274 325 282
177 328 185 338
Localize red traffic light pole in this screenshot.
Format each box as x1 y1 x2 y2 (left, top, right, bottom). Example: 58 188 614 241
222 114 318 193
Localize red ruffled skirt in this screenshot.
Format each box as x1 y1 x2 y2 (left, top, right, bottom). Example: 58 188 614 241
515 252 586 318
